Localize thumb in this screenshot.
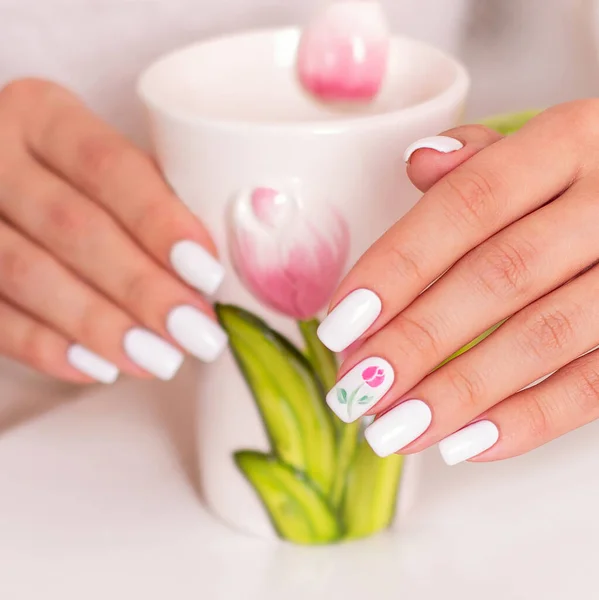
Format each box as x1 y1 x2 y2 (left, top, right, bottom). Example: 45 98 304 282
404 125 504 193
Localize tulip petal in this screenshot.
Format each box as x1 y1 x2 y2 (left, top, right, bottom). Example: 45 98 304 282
228 187 350 320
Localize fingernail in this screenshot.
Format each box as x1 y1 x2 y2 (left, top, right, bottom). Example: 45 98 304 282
438 420 499 466
403 136 464 163
326 357 394 423
317 289 382 353
166 305 228 363
67 344 119 384
170 240 225 296
364 399 432 457
123 328 184 380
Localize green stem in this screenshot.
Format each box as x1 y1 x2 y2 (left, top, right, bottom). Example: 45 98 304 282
346 384 364 422
434 319 508 372
297 318 360 509
298 319 338 391
329 421 360 509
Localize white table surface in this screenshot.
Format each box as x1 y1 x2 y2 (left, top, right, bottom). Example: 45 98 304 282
0 363 596 600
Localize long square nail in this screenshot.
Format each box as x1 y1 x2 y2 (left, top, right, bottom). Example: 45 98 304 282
438 420 499 466
365 399 432 457
170 240 225 295
124 328 184 380
317 289 382 353
67 344 119 384
326 357 394 423
167 305 228 363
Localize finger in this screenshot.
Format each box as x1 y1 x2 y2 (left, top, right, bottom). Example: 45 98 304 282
0 157 227 365
404 125 503 192
439 347 599 464
0 297 116 383
363 262 599 457
335 175 599 425
0 218 184 380
17 81 224 295
317 102 595 354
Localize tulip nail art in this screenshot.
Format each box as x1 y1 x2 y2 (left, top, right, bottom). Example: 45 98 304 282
326 357 394 423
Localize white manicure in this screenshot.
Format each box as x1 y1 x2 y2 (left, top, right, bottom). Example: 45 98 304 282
167 305 228 363
365 400 432 457
403 136 464 163
439 420 499 466
317 289 382 353
124 328 184 380
67 344 119 384
170 240 225 295
326 357 394 423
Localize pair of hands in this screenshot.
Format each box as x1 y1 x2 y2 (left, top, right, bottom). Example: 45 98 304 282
2 77 597 465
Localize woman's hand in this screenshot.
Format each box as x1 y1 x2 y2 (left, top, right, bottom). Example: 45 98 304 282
0 78 227 383
318 100 599 464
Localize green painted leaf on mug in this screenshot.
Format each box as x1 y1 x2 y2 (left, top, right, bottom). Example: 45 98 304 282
217 304 337 496
235 451 342 544
342 440 404 540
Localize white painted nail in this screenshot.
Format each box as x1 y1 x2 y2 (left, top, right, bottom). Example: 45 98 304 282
403 136 464 163
438 420 499 466
317 289 382 353
166 305 228 363
364 400 432 457
67 344 119 384
170 240 225 296
326 357 394 423
123 328 184 380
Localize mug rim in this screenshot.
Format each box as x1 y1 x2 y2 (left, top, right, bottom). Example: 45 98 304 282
137 27 470 134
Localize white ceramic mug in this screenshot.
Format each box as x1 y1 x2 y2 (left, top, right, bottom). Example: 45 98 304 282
139 27 469 543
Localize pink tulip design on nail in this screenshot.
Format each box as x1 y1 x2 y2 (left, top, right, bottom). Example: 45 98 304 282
362 365 386 388
228 185 350 320
336 363 386 420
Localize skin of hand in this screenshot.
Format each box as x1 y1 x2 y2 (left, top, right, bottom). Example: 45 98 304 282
318 100 599 465
0 78 228 384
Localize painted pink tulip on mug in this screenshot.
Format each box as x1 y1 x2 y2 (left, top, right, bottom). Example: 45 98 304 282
297 1 390 102
228 186 350 320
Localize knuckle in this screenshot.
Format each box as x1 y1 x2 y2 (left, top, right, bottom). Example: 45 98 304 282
21 325 54 371
132 196 173 237
440 168 500 231
470 237 535 299
393 313 443 357
123 269 161 312
41 195 89 241
445 367 486 411
569 362 599 416
75 299 106 343
386 243 426 285
518 308 576 360
0 247 33 293
522 393 551 441
74 134 129 187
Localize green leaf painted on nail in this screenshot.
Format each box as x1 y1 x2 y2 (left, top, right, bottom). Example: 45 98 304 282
357 395 372 405
337 388 348 404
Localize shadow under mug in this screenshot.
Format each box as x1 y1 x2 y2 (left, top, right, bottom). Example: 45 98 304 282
138 27 469 544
